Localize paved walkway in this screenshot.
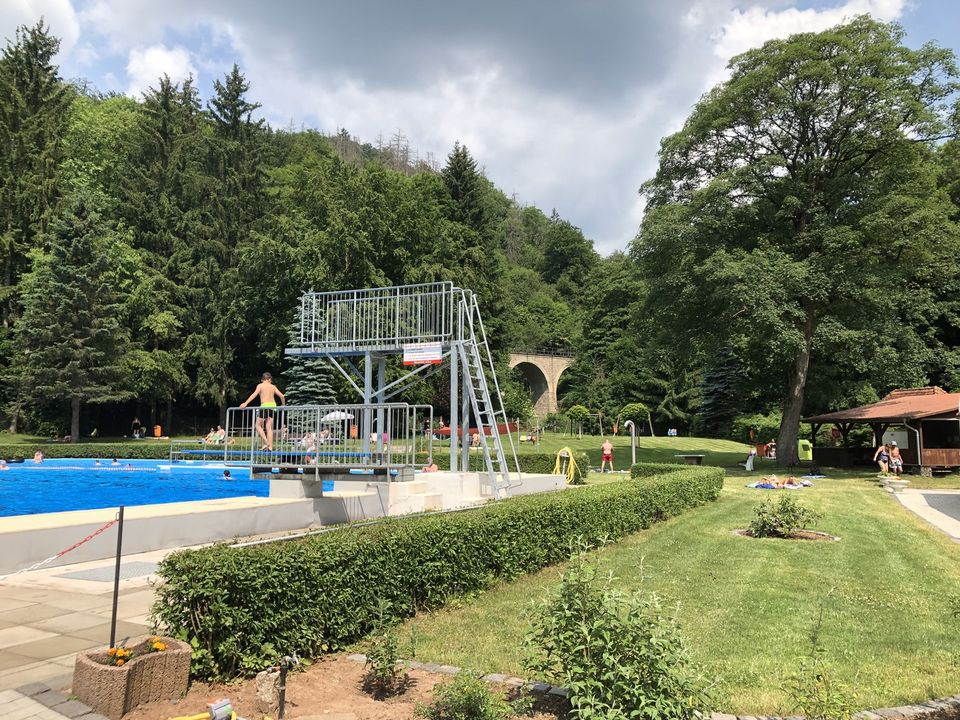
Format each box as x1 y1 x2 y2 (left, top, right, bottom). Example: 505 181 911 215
0 548 163 703
894 488 960 542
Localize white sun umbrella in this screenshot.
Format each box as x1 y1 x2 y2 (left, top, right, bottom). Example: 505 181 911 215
321 410 355 422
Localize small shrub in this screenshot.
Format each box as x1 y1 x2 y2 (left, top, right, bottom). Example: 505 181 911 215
783 608 857 720
414 671 522 720
524 543 713 720
363 628 410 699
749 495 819 538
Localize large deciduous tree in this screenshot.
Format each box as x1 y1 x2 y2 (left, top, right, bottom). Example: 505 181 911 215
635 17 960 465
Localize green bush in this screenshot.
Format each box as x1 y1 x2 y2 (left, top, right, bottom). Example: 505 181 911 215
152 467 723 680
525 544 713 720
0 442 170 460
363 629 410 699
629 462 690 478
749 495 819 538
414 671 526 720
418 451 590 485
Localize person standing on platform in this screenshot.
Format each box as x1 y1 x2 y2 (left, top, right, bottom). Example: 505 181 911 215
240 372 286 452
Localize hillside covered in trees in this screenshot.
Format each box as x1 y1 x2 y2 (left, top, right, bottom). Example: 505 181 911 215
2 18 960 454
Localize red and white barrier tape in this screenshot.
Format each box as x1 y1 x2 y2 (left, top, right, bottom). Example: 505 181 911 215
0 518 118 582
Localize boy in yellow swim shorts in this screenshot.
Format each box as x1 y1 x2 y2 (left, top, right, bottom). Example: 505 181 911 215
240 372 286 451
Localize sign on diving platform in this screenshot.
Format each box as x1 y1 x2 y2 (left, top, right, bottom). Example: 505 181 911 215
403 342 443 365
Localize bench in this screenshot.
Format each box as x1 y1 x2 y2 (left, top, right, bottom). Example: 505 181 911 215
674 454 706 465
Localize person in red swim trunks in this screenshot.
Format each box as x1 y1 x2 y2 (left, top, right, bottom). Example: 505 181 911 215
601 438 614 473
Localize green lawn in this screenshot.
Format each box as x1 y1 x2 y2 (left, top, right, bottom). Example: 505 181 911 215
433 431 753 469
400 471 960 713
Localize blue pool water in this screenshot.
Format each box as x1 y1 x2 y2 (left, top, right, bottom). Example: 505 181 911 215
0 458 268 517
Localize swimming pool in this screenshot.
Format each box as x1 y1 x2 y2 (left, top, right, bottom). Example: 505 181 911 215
0 458 268 517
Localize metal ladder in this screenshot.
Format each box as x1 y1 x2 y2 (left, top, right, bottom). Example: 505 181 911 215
457 290 521 498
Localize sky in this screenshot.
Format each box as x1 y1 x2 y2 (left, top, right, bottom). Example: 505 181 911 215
2 0 958 255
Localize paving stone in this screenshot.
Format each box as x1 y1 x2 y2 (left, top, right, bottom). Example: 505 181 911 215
345 653 366 664
51 700 94 718
33 689 70 707
421 662 442 673
77 714 109 720
482 673 508 683
875 709 906 718
547 686 569 698
856 712 884 720
712 714 738 720
13 682 49 697
504 677 525 687
405 659 424 669
437 665 459 674
740 715 760 720
528 682 550 694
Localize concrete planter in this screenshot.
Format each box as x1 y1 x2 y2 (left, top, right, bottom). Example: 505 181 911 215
72 635 191 719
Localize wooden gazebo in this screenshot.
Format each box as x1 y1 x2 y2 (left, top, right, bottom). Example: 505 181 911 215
804 387 960 471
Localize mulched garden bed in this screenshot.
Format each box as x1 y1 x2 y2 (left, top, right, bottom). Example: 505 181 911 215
122 653 569 720
733 529 840 541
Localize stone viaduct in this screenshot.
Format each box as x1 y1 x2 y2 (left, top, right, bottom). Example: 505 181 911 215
508 352 574 416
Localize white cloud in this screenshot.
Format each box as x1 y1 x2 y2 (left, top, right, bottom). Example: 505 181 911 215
714 0 906 62
5 0 914 253
0 0 79 58
125 44 196 97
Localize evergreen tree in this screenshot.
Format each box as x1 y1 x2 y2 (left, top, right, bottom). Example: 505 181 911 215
441 141 487 232
698 347 743 438
283 317 336 405
14 194 130 441
0 21 72 325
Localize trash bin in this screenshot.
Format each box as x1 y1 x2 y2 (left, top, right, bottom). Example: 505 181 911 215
798 439 813 461
153 424 162 438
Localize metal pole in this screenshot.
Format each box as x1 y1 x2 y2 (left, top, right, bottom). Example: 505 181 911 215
449 344 459 471
461 365 470 471
624 421 637 466
362 352 372 460
109 506 124 648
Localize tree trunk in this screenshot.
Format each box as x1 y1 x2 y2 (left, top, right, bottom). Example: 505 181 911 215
71 397 81 444
8 407 18 435
777 311 815 467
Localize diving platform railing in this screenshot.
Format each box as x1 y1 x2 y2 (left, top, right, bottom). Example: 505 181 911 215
171 403 433 479
294 282 457 356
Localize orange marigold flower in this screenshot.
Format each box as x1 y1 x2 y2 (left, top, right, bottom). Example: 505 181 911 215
107 648 117 656
116 658 125 666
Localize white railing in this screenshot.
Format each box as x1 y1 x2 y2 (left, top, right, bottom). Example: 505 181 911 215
298 282 458 353
221 403 433 478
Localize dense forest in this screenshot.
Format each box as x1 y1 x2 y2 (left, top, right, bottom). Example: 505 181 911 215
2 18 959 460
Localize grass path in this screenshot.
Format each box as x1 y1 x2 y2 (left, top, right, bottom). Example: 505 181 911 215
401 473 960 713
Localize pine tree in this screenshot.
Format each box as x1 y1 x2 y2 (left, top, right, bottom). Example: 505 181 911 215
0 22 72 326
283 317 336 405
14 193 130 441
698 346 743 439
441 141 487 232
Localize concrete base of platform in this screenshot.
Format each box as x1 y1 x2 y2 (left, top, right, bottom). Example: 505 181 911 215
268 470 566 523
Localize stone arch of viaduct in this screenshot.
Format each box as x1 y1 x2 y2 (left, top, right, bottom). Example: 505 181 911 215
508 352 574 416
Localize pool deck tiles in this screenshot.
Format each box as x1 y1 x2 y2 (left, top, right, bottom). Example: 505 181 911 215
0 549 162 693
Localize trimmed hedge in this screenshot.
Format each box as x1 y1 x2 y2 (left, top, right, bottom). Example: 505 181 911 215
0 442 170 460
418 451 590 484
152 466 724 680
630 462 692 479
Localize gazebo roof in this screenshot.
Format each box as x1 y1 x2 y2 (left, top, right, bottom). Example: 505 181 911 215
804 387 960 424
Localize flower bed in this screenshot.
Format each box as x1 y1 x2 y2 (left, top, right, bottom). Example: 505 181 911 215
72 635 190 719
